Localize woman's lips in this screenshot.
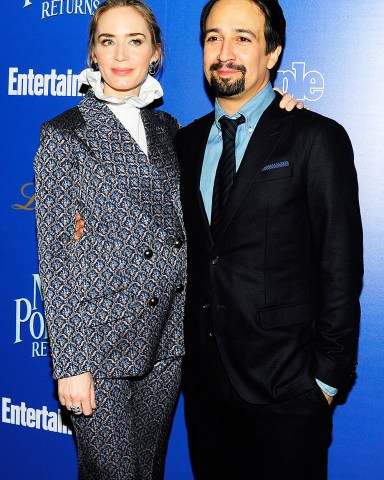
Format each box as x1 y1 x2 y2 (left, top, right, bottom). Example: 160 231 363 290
112 68 133 75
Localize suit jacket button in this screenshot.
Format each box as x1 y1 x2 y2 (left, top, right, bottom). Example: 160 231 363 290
211 256 220 265
149 297 159 307
175 284 184 294
174 237 183 249
144 248 153 259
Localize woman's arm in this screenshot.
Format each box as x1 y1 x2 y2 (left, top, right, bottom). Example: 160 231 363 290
34 120 90 380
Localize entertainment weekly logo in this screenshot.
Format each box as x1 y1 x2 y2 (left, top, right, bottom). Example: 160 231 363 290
277 62 325 102
23 0 100 19
2 397 72 435
8 68 82 97
15 274 49 359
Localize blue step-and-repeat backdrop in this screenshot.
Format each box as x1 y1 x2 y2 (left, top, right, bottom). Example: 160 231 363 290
1 1 383 478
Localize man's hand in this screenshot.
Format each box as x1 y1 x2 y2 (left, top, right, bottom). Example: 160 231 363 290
58 372 96 416
321 390 333 405
74 213 85 241
275 87 306 111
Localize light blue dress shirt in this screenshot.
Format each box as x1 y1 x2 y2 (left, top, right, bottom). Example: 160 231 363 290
200 82 337 397
200 83 275 223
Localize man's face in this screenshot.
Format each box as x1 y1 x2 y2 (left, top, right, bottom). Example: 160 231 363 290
203 0 281 108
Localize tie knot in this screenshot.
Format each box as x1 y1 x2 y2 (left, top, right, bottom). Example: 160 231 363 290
219 115 245 140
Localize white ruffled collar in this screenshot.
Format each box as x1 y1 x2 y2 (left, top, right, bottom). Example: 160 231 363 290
78 68 164 108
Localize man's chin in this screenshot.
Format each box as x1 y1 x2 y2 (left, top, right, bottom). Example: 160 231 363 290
215 90 239 98
209 72 245 96
210 79 245 97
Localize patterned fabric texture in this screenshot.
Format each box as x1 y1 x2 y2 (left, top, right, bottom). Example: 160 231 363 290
261 160 290 171
71 357 182 480
34 90 187 380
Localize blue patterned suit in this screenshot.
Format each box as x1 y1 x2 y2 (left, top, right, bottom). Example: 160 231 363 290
34 90 186 479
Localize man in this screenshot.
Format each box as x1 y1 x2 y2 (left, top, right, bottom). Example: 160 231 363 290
175 0 363 478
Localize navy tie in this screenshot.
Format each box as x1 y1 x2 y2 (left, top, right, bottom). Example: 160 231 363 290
211 115 245 241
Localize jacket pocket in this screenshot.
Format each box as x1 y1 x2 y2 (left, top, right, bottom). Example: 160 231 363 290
259 302 310 330
256 166 293 182
80 289 141 327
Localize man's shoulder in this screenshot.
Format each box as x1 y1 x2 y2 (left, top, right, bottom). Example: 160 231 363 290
299 106 342 125
178 111 215 137
288 106 348 136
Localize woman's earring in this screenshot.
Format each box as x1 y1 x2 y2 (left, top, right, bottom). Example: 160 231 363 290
148 61 157 76
91 61 99 72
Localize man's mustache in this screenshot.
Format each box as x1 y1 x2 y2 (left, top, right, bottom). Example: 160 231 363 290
210 62 247 74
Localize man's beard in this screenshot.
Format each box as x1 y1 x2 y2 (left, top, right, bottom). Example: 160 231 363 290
209 62 247 97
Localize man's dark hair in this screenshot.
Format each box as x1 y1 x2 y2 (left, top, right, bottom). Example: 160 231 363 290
200 0 286 81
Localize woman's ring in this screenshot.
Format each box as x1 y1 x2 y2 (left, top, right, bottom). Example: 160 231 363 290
70 405 82 414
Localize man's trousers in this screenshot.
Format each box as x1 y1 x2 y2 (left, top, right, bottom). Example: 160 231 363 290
184 338 333 480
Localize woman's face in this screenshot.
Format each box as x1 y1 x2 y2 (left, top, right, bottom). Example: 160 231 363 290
93 6 158 98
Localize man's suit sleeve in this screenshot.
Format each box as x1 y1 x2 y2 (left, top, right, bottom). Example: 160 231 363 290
34 121 90 379
306 119 363 389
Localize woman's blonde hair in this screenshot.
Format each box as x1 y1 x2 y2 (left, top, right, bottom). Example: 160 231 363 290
88 0 163 74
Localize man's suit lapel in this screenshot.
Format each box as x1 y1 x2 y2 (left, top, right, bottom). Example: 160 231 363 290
214 96 295 245
190 112 215 250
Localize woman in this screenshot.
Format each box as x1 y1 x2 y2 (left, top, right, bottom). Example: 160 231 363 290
35 0 301 478
35 1 186 478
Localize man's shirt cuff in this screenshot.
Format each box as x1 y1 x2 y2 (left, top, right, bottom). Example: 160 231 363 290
316 379 338 396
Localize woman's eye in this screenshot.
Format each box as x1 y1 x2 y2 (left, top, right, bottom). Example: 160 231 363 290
101 38 114 46
130 38 142 45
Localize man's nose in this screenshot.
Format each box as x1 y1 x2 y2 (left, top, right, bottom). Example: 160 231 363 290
217 39 235 63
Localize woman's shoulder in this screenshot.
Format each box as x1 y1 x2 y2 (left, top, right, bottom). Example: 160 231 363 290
147 108 179 127
144 108 181 139
43 105 84 133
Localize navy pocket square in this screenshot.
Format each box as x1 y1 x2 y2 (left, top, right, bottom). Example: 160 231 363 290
262 161 290 172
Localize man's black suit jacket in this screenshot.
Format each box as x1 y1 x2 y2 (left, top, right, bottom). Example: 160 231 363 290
175 93 363 404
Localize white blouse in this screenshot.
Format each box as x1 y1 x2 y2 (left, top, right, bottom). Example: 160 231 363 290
78 68 164 156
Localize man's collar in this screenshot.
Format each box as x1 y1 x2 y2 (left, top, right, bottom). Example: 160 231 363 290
214 82 275 129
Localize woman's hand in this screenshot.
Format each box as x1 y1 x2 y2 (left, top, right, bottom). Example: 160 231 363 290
58 372 96 416
275 87 306 111
74 213 85 241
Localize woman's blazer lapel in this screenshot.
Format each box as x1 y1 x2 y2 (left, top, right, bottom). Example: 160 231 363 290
141 108 184 229
74 92 184 229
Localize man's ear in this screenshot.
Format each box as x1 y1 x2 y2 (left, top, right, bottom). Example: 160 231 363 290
267 45 282 70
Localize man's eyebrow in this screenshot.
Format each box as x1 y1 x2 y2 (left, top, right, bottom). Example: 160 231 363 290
97 32 147 39
235 28 257 39
204 27 257 39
